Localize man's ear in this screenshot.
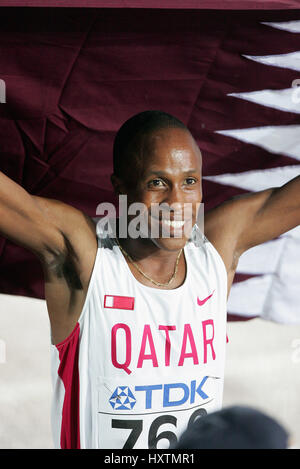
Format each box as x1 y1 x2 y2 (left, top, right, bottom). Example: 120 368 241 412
111 174 127 195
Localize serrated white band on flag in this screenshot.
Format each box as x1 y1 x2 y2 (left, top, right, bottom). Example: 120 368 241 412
261 20 300 33
228 88 300 115
215 126 300 160
203 165 300 191
243 50 300 72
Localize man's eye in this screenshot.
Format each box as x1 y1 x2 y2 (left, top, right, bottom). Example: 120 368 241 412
185 178 197 185
148 179 164 188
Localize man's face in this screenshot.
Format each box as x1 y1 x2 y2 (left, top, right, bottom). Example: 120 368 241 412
118 127 203 251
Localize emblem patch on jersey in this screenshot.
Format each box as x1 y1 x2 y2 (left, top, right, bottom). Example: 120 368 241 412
109 386 136 410
104 295 135 310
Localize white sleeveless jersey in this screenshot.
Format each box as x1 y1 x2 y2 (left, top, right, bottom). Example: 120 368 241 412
50 224 228 449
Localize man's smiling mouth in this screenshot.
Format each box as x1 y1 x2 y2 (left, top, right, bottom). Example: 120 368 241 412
148 214 194 237
161 219 185 228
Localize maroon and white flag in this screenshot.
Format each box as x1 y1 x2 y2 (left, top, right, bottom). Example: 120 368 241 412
0 3 299 323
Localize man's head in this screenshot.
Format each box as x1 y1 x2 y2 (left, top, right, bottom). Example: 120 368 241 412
111 110 203 250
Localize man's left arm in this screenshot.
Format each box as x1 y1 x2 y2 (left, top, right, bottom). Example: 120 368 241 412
232 174 300 257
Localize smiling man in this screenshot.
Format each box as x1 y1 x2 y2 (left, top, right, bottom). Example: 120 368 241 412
110 114 204 288
0 110 299 449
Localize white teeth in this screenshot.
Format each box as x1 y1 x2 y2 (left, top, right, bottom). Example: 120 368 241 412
162 220 185 228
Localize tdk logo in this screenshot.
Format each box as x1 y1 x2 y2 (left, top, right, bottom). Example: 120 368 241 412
109 377 209 410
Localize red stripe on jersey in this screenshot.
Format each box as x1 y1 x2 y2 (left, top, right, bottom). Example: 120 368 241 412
56 322 80 449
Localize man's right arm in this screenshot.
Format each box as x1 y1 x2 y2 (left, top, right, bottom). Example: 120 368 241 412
0 171 98 344
0 171 66 261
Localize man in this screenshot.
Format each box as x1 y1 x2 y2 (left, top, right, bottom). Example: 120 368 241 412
0 110 299 449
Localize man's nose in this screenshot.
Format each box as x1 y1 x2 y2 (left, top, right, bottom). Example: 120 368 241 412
161 186 186 216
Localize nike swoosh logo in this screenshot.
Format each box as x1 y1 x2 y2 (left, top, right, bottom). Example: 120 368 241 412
197 290 215 306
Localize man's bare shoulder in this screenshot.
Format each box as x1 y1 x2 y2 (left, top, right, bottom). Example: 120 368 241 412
203 196 245 274
34 195 96 241
33 197 98 344
33 196 96 232
33 196 98 280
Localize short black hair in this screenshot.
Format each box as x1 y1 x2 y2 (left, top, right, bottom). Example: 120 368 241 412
113 110 188 181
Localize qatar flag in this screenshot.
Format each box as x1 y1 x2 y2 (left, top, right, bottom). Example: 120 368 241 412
0 2 299 324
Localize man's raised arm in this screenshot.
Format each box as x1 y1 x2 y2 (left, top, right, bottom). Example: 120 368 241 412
233 174 300 256
204 174 300 282
0 170 66 263
0 170 98 343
